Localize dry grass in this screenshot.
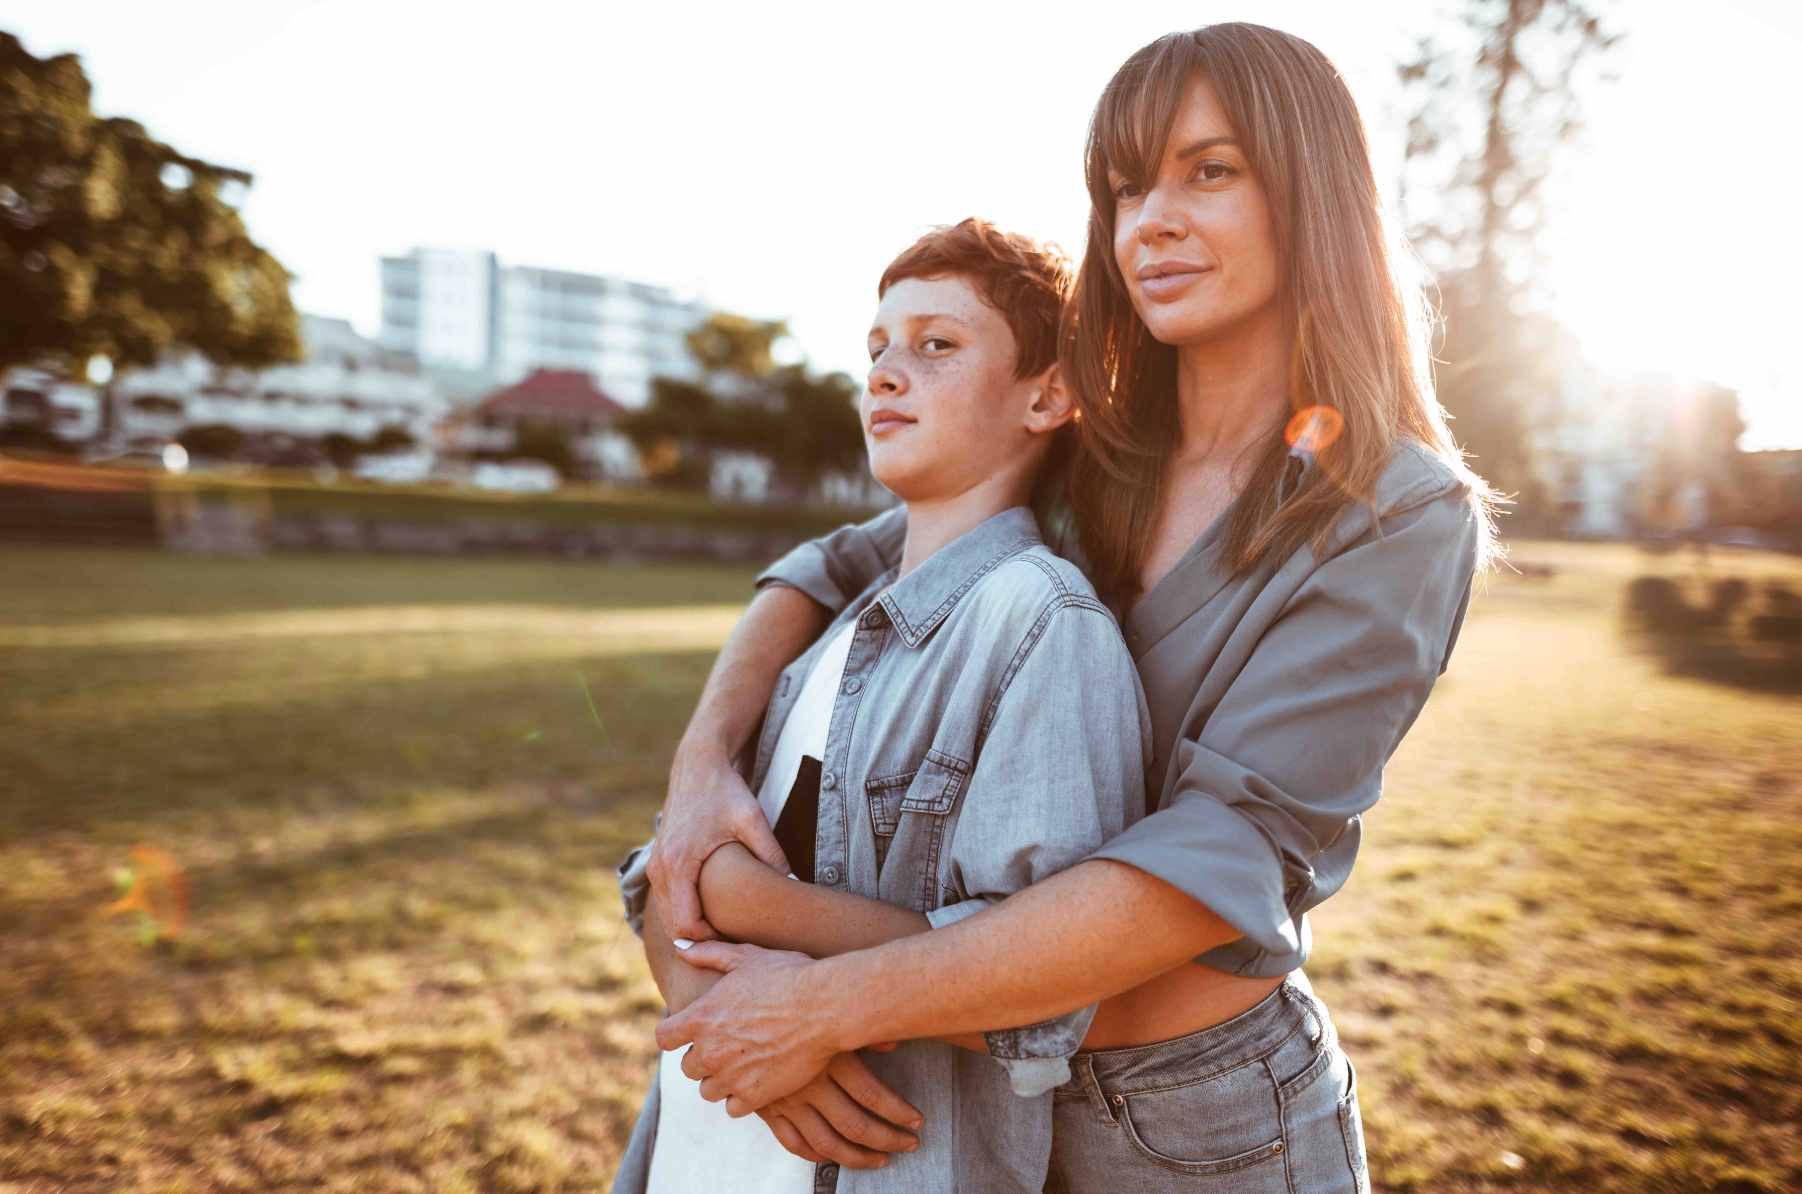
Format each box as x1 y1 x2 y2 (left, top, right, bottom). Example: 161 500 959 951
1 540 1798 1192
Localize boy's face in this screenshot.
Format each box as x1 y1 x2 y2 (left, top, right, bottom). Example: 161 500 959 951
862 275 1064 504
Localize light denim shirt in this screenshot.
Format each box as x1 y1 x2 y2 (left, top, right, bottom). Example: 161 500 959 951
613 507 1151 1194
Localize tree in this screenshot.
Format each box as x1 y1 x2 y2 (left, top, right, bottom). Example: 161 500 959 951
1397 0 1618 505
368 425 416 454
622 313 866 496
0 33 300 379
512 421 576 479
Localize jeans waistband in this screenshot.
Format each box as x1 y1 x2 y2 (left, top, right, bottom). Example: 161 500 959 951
1058 974 1328 1107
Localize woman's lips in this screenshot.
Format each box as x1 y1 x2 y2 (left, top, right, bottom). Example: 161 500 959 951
868 408 916 435
1137 264 1210 300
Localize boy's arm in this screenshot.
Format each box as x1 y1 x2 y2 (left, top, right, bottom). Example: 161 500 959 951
698 844 986 1052
651 509 906 943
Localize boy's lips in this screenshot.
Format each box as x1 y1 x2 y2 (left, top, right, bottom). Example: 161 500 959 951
868 407 916 435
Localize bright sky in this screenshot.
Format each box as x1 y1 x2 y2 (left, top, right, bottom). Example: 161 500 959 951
4 0 1798 448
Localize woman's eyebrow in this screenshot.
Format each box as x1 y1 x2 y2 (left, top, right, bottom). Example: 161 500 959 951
905 313 974 328
1173 134 1239 160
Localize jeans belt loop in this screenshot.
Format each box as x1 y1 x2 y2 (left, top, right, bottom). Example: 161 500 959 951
1074 1054 1117 1125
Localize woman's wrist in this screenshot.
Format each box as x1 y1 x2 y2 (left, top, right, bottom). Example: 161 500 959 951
810 953 889 1053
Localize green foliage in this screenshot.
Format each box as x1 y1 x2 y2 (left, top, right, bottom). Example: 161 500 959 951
178 423 244 460
684 312 787 377
367 425 417 454
322 432 364 469
511 420 576 478
0 32 300 376
625 312 865 495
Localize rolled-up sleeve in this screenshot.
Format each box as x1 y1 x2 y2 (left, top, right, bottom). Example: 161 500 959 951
1089 491 1480 964
756 506 906 614
616 825 657 940
950 603 1152 1094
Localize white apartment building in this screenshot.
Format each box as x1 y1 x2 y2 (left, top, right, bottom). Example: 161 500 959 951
379 248 703 406
110 314 443 454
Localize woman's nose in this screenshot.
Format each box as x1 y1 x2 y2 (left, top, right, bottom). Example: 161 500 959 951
1136 184 1187 243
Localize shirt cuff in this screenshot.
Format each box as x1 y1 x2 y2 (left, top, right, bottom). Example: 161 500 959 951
616 835 654 940
983 1004 1098 1097
924 898 993 930
1088 795 1300 960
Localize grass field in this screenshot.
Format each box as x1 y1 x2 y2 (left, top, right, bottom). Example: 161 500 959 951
1 541 1798 1193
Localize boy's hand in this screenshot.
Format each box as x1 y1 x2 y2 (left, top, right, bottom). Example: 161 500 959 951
754 1052 921 1168
649 739 789 942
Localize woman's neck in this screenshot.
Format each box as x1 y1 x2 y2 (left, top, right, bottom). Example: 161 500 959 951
1172 304 1291 468
897 462 1036 579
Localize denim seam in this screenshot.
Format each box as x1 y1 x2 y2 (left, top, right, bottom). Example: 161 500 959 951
1113 1095 1286 1177
974 597 1116 753
1272 1053 1298 1194
1090 1017 1307 1098
882 539 1034 647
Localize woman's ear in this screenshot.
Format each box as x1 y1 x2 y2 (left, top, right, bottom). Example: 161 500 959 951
1023 363 1075 434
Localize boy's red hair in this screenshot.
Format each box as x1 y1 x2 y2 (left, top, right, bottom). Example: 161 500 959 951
878 218 1071 379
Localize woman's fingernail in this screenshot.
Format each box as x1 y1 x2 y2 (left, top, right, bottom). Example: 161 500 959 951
673 938 694 950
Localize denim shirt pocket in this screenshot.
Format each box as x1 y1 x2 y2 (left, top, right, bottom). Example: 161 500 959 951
876 749 970 912
864 768 914 870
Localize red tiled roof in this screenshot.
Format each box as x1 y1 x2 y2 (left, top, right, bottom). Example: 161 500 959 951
478 369 626 423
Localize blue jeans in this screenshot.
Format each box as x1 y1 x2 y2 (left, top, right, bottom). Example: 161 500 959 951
1045 974 1368 1193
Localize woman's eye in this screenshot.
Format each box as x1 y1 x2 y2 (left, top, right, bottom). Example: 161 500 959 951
1111 179 1142 201
1196 161 1237 182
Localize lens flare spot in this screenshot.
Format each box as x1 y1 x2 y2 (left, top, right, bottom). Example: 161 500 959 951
1284 405 1344 454
103 845 189 941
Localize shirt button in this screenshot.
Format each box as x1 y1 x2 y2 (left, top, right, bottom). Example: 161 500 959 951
819 865 840 884
842 677 862 695
821 773 837 790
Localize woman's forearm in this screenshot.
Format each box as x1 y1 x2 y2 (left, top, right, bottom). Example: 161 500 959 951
698 844 987 1052
817 859 1244 1049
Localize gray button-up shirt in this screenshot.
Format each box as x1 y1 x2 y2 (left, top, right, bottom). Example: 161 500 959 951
756 442 1482 977
614 507 1151 1194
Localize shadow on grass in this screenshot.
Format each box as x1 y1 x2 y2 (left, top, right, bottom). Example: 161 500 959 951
0 644 715 845
1625 576 1802 695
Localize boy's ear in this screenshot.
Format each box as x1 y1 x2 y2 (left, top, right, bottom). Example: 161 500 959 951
1022 363 1075 434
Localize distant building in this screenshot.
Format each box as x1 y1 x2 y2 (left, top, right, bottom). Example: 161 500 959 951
1 368 103 446
450 367 639 483
110 314 443 460
378 248 704 406
1530 369 1741 538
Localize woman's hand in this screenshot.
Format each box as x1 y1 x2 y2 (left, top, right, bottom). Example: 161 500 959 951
647 740 789 942
752 1051 920 1169
659 941 868 1116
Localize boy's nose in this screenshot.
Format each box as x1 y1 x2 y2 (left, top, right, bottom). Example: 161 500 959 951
867 360 906 395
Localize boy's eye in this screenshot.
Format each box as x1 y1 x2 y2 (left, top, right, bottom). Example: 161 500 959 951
922 336 954 353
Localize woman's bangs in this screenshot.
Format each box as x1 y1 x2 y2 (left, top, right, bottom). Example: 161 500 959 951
1090 35 1203 195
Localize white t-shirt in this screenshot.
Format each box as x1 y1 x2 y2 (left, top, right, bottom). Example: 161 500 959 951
644 621 857 1194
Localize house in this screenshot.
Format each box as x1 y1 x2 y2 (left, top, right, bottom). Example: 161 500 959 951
106 314 443 462
1 367 103 447
454 367 640 483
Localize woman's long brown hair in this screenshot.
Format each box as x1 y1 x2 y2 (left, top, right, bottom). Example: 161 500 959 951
1065 24 1498 601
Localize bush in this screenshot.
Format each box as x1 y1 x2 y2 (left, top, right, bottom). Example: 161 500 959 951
180 424 245 461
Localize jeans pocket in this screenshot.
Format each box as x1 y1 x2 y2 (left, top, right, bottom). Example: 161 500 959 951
1112 1060 1288 1179
1339 1057 1370 1194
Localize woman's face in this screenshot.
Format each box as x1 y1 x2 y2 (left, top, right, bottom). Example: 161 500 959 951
1109 74 1281 348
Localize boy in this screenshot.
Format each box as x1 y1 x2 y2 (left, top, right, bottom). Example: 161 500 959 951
612 219 1150 1194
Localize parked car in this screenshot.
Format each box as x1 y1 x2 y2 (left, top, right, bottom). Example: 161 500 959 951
354 451 434 484
470 460 560 493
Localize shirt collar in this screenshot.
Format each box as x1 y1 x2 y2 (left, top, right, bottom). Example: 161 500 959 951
873 506 1042 648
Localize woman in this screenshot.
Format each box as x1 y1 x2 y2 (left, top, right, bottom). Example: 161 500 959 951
643 23 1496 1192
